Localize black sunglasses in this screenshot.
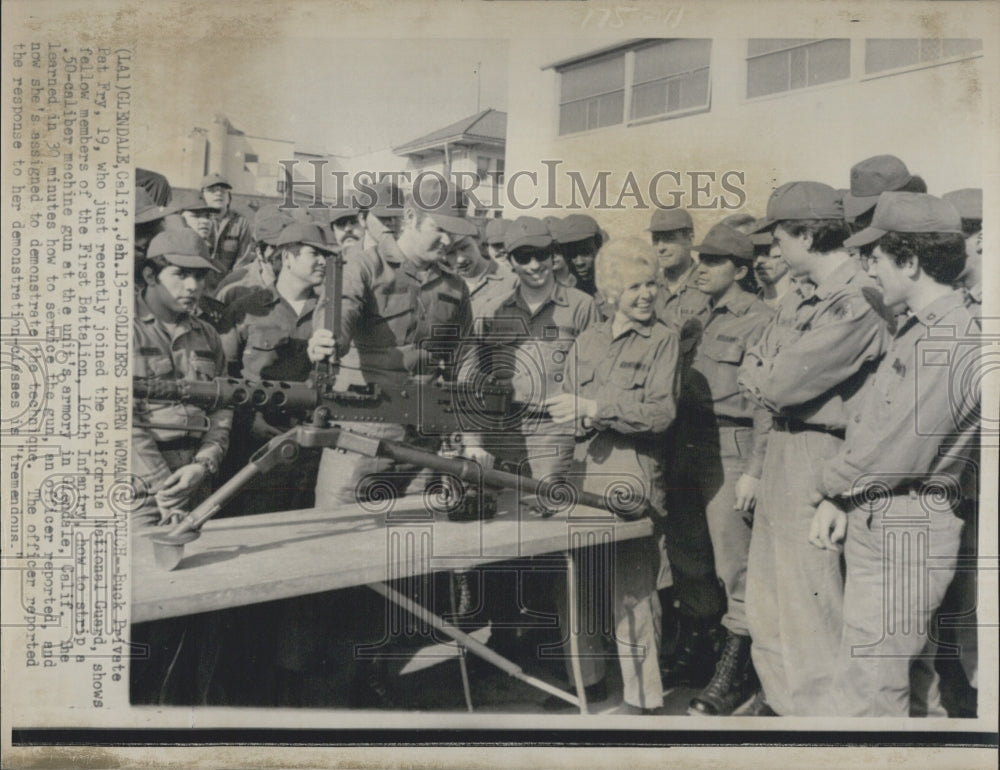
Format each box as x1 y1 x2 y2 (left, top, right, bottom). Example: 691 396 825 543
510 249 552 266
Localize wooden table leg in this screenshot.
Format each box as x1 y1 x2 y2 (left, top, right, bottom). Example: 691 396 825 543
565 550 588 714
450 571 475 712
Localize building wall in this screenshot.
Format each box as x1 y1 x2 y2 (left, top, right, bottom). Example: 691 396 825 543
505 37 986 240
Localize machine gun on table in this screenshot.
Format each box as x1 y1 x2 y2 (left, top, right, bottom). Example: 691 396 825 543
134 372 649 570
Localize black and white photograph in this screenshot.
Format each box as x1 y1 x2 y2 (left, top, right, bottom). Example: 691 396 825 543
2 1 998 768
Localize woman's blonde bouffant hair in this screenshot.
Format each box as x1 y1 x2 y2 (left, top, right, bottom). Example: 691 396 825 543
595 237 659 307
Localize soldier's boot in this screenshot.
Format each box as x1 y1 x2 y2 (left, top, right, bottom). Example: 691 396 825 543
688 631 758 716
660 613 724 690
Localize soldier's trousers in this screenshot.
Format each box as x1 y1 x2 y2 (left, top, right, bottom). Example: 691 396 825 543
746 428 845 716
669 418 754 633
830 492 963 716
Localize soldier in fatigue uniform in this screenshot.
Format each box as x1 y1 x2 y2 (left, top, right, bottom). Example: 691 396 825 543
164 190 230 329
542 216 579 289
469 216 604 707
843 155 926 231
660 223 775 715
131 229 230 531
214 205 291 307
547 213 604 298
220 222 336 513
648 208 700 319
307 176 481 504
938 186 983 717
737 181 890 716
485 217 511 262
199 172 253 294
326 192 365 255
130 230 232 705
810 192 980 716
752 234 794 310
547 237 679 714
444 230 517 327
943 188 983 310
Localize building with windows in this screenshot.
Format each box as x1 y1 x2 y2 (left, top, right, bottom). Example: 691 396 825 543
505 36 985 237
178 114 347 200
391 108 507 219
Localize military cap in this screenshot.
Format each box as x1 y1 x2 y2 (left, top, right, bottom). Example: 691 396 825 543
274 222 337 253
410 175 478 236
253 205 293 245
485 218 510 244
146 229 220 271
135 186 176 225
844 155 913 220
942 188 982 220
647 208 694 233
200 172 232 190
844 192 962 248
693 223 754 260
506 216 553 252
751 181 843 232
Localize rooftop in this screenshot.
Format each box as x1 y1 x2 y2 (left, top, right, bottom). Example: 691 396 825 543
393 108 507 155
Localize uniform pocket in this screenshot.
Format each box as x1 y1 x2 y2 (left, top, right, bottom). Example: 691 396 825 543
376 291 414 321
138 354 173 378
248 326 289 352
703 338 746 365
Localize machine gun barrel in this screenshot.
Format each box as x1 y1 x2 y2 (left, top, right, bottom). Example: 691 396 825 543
134 376 320 415
377 438 638 516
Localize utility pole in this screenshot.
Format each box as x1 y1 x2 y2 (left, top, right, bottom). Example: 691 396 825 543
476 61 481 112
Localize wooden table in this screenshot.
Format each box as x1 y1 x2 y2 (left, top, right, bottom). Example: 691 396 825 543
132 491 654 711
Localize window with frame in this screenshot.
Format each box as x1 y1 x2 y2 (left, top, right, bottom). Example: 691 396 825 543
477 155 490 182
747 39 850 98
558 52 626 135
864 38 983 75
631 39 712 121
494 158 505 185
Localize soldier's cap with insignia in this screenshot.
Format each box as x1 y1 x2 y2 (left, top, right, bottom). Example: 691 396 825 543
844 192 963 248
135 186 179 225
200 172 232 191
942 188 982 220
274 222 338 253
750 181 843 233
485 218 510 244
844 155 913 220
410 175 479 236
173 189 218 213
147 229 221 271
253 205 293 245
693 223 754 261
506 216 553 252
647 208 693 233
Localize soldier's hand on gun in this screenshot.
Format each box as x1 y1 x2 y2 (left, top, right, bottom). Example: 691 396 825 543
155 463 207 518
545 393 597 425
307 328 337 363
734 473 759 512
808 499 848 551
461 434 496 470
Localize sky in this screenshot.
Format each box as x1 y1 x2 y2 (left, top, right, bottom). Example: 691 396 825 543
134 37 508 171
